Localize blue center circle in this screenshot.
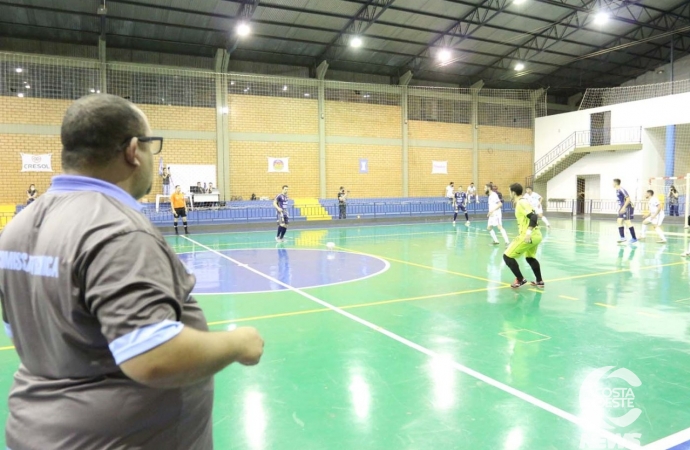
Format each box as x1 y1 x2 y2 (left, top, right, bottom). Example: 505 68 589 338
177 249 389 294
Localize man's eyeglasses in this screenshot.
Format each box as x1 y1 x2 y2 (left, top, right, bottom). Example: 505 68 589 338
123 136 164 155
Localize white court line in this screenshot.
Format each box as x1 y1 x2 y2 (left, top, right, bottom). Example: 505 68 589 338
642 427 690 450
179 248 390 295
181 235 641 450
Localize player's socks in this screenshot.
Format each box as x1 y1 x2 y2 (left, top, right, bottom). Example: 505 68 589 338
656 227 666 242
277 226 282 238
174 223 178 234
541 216 550 226
453 212 458 221
184 224 188 234
503 254 523 279
489 229 499 243
629 227 637 240
464 212 469 221
526 257 543 283
279 227 287 239
618 227 625 238
500 228 510 243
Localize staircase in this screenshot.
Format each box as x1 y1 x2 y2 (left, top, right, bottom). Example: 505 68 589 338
293 198 332 221
534 127 642 184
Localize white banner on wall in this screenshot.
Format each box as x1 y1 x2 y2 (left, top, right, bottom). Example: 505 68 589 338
268 157 290 173
431 160 447 174
21 153 53 172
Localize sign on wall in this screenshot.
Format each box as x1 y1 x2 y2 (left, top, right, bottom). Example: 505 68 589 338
268 157 290 173
431 161 447 174
359 158 368 174
21 153 53 172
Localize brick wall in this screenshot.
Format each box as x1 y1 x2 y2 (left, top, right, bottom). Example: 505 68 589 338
229 141 319 199
138 104 216 131
326 144 402 198
409 147 473 197
478 149 534 195
0 97 70 125
326 102 402 139
479 126 533 146
409 121 472 142
0 134 62 204
229 95 318 135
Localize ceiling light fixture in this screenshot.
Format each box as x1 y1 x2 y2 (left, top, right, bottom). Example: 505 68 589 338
15 68 23 73
515 63 525 71
350 36 363 48
594 11 610 25
438 49 452 63
237 22 251 37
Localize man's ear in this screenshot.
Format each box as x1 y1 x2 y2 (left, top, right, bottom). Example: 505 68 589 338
123 137 140 167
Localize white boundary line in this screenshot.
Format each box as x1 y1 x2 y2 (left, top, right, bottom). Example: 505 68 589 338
642 427 690 449
178 248 390 295
181 234 641 450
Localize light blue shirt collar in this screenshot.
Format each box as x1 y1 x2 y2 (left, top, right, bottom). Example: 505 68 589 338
48 175 144 212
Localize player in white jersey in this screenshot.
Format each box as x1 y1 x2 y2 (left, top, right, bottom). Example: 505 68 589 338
524 187 550 228
445 182 454 205
485 182 510 245
640 189 667 243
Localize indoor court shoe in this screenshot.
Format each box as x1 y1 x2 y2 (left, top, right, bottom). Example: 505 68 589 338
465 221 470 226
511 279 527 288
617 237 626 243
629 238 638 244
530 281 545 289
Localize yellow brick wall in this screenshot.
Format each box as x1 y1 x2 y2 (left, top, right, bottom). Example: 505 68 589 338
477 149 533 195
479 126 533 146
326 102 402 139
0 98 70 125
229 142 319 199
409 147 473 197
326 144 402 198
0 134 62 204
409 121 473 143
137 105 216 131
229 95 318 135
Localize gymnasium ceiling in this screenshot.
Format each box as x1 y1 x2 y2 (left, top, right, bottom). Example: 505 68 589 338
1 0 690 96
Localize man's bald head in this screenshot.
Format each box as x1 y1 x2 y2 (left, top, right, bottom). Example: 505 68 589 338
61 94 147 170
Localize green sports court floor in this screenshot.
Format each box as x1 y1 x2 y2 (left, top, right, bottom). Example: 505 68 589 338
2 217 690 450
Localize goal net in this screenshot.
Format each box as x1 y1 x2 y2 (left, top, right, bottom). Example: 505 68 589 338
647 175 689 224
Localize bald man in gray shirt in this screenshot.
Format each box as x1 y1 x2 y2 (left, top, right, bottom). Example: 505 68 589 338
0 94 264 450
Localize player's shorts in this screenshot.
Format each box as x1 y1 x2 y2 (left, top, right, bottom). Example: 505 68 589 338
534 206 543 215
447 197 454 205
505 232 543 259
488 212 502 227
277 211 289 226
618 206 634 220
644 213 664 227
455 204 466 213
174 207 187 218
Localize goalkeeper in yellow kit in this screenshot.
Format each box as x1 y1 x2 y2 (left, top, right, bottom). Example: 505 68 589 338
503 182 544 289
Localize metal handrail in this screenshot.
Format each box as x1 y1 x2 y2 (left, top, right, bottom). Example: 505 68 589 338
535 126 643 174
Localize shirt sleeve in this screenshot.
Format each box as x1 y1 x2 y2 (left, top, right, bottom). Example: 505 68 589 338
82 231 184 365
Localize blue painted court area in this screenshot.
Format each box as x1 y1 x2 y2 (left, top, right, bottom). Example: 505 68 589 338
178 248 389 294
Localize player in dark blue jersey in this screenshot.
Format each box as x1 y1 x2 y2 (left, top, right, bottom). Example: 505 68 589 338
613 178 637 244
453 185 470 226
273 185 289 242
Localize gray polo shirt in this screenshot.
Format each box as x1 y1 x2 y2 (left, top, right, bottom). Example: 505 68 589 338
0 175 213 450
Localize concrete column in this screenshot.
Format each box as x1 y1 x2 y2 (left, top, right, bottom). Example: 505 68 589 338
214 49 230 201
470 80 484 186
98 38 107 94
400 71 412 197
316 61 328 199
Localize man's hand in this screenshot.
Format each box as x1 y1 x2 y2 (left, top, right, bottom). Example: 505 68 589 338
619 208 625 214
231 327 264 366
173 211 178 218
524 230 533 244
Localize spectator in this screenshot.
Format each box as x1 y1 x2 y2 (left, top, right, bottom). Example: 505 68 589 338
161 167 171 196
26 184 38 205
669 185 679 216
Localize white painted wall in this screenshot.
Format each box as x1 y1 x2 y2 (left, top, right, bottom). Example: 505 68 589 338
535 91 690 203
622 54 690 87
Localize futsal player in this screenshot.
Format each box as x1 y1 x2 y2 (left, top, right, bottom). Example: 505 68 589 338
171 185 189 234
503 183 544 288
640 189 667 243
614 178 638 244
486 182 510 245
274 185 289 242
525 187 551 228
453 185 470 226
